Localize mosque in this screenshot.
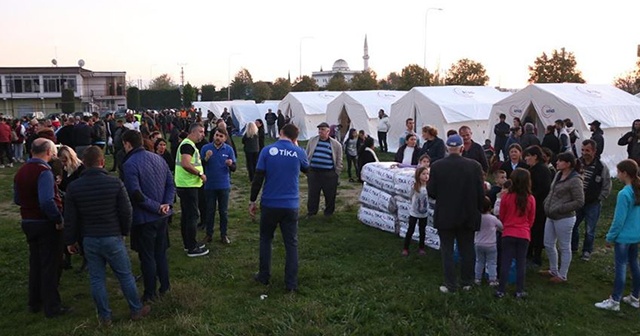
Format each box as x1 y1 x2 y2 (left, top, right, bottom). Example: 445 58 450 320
312 35 370 88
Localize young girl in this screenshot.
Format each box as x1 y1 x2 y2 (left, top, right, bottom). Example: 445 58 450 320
594 160 640 311
475 197 503 286
343 128 358 182
402 166 430 256
496 168 536 298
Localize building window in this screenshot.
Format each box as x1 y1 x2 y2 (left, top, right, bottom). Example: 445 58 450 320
6 75 40 93
42 75 77 92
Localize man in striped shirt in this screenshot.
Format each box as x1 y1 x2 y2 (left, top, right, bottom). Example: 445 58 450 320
305 122 343 218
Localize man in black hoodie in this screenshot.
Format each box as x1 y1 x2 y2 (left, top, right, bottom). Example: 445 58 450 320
617 119 640 165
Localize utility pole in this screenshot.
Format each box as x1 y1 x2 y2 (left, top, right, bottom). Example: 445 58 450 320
177 63 187 88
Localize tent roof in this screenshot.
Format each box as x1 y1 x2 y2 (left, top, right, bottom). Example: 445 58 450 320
335 90 407 118
279 92 340 115
407 86 511 123
495 84 640 129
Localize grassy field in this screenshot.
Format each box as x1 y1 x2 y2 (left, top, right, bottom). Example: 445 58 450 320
0 137 638 336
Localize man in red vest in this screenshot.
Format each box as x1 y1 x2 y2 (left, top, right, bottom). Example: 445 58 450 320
14 138 71 318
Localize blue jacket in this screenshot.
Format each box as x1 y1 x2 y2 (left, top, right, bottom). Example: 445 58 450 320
122 147 175 225
606 185 640 244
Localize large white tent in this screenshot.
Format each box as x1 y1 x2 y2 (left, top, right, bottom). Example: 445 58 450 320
256 100 281 121
489 83 640 171
325 90 407 142
388 86 511 152
277 92 340 141
231 103 262 134
192 100 254 120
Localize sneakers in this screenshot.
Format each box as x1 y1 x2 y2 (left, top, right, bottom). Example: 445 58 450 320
622 295 640 308
538 269 557 277
581 251 591 261
515 291 528 299
221 235 231 244
494 291 506 298
439 285 451 293
489 280 499 287
474 279 481 285
187 247 209 257
595 297 620 311
131 305 151 321
418 248 426 256
0 165 4 168
183 243 206 252
549 276 567 283
462 285 472 291
7 163 13 168
401 249 409 256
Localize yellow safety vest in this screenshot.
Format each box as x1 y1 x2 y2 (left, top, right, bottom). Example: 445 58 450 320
174 138 203 188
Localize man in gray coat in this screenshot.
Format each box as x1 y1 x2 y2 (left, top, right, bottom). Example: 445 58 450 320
305 122 343 218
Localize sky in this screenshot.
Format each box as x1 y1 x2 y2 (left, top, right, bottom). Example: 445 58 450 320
1 0 638 90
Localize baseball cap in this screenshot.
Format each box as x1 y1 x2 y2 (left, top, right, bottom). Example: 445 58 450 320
317 122 330 128
588 120 601 127
446 134 463 147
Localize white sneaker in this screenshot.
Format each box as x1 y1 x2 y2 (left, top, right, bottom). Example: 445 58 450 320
439 286 451 293
0 165 5 168
622 295 640 308
7 163 12 168
594 297 620 311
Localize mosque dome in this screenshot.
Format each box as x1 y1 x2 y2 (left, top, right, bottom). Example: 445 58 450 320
332 59 350 72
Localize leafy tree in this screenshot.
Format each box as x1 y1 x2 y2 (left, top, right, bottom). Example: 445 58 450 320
182 83 196 107
446 58 489 86
149 73 178 90
201 84 216 101
379 72 400 90
126 87 140 110
528 48 585 83
61 88 75 113
326 72 350 91
271 77 291 99
230 68 254 100
397 64 431 90
351 70 379 90
613 60 640 95
253 81 272 103
291 76 319 92
140 89 181 109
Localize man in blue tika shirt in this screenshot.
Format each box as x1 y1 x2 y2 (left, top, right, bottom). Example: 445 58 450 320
201 127 236 244
249 124 309 292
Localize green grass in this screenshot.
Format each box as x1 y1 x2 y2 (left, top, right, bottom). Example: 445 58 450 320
0 139 638 335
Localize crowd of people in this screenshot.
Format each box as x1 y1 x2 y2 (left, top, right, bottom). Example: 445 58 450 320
9 105 640 325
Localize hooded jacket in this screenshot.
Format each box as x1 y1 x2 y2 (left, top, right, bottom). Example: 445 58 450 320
543 170 584 220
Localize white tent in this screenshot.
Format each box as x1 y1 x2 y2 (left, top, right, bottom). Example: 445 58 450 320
277 92 340 141
489 83 640 172
325 90 407 142
231 103 262 134
193 100 255 120
388 86 511 152
256 100 281 121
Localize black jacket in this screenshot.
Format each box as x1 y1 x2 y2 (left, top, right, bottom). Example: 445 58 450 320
591 130 604 158
541 133 561 154
72 122 93 147
499 160 529 179
63 168 132 245
617 122 640 159
529 161 552 226
520 133 540 150
421 136 445 163
394 145 421 165
462 142 489 172
56 125 75 148
494 121 510 151
428 154 484 231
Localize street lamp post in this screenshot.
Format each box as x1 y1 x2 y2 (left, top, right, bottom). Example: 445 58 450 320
299 36 314 80
227 53 240 101
423 7 443 84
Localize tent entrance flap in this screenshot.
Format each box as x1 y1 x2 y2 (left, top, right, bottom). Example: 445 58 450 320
521 103 545 138
338 107 350 141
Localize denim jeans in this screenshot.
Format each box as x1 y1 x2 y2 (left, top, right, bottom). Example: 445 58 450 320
612 243 640 302
267 124 277 138
13 142 24 161
498 237 529 293
177 187 199 250
133 218 170 302
83 236 142 320
475 244 498 281
205 188 230 238
544 216 576 279
377 131 388 152
571 202 602 253
257 207 299 290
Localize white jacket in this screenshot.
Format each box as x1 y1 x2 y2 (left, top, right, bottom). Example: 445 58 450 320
377 117 390 132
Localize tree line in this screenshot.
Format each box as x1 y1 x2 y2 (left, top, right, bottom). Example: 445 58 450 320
120 47 640 110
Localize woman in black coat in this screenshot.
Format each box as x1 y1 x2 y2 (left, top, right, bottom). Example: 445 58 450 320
420 125 445 163
499 143 529 179
154 138 174 172
394 133 421 166
523 145 552 266
357 136 378 182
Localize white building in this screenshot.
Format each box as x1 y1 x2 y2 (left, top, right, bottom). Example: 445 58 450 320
312 35 370 88
0 66 126 117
